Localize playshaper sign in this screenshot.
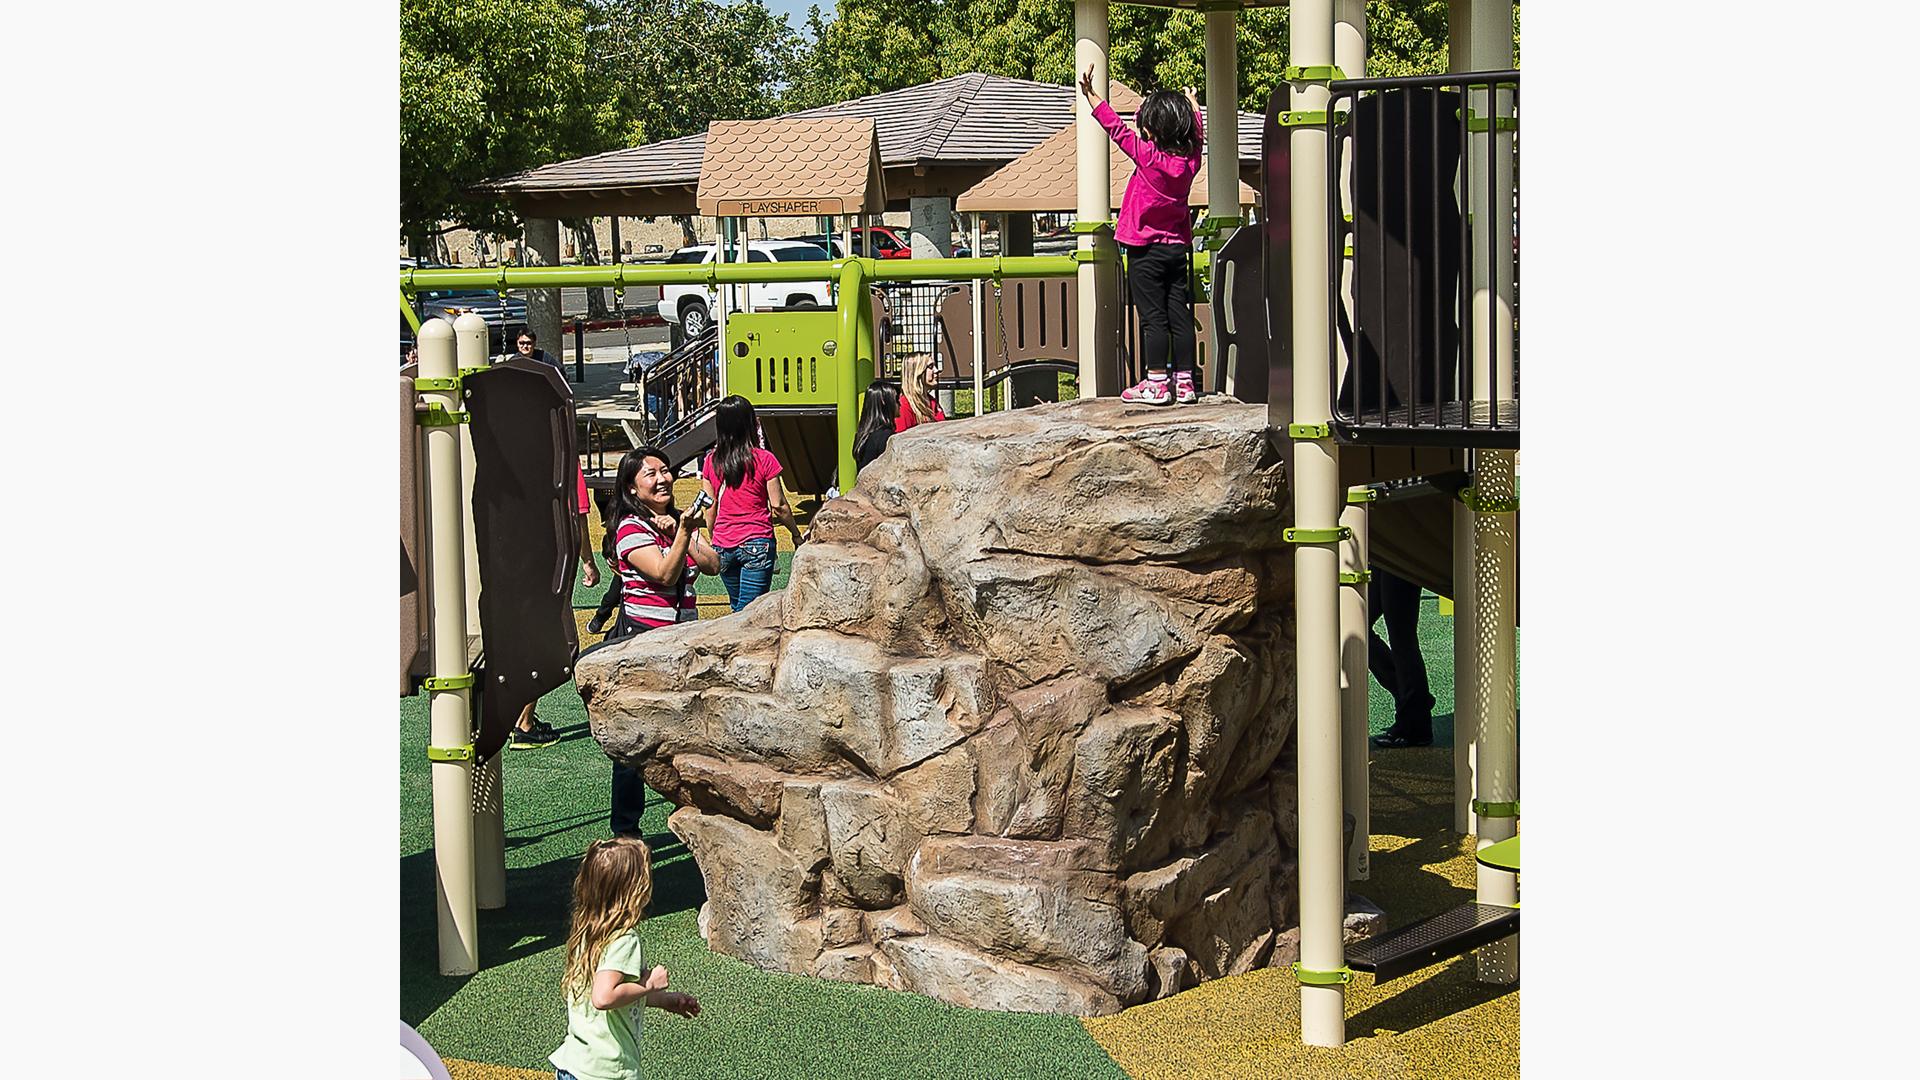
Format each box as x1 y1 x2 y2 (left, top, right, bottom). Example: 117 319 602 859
713 198 846 217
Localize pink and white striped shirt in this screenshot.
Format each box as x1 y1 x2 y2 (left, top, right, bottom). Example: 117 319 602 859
614 515 698 629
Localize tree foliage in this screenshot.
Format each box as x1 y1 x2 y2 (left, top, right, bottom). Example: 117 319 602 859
785 1 1513 113
400 0 622 246
587 0 802 145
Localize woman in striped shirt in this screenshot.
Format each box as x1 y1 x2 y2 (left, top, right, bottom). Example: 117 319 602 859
601 446 719 837
606 446 719 636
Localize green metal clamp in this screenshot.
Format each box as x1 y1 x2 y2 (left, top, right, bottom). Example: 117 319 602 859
1292 962 1354 986
1346 487 1378 504
427 744 475 763
1068 220 1113 234
1285 526 1351 544
1194 216 1244 237
413 377 460 393
1071 249 1101 264
1284 65 1349 83
1278 110 1349 129
1288 422 1331 440
1459 109 1519 133
422 673 475 691
399 289 423 335
1458 486 1519 514
1473 799 1520 819
416 403 470 427
1339 570 1372 586
458 366 489 379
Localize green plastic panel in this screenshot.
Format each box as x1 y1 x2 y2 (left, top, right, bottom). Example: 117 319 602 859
1476 835 1520 872
726 310 867 408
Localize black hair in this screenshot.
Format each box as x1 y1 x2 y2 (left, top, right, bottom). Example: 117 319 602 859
608 446 675 537
852 380 902 469
712 395 759 490
1137 90 1200 157
517 328 536 343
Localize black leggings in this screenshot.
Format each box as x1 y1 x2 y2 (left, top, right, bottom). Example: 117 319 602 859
1123 241 1196 376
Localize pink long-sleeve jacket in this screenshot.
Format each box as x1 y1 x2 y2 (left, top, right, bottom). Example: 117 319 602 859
1092 98 1203 247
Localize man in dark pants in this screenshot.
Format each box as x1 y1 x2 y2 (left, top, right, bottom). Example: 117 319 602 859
1369 568 1436 748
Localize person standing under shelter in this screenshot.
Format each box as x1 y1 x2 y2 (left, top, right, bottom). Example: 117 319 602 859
1368 568 1435 748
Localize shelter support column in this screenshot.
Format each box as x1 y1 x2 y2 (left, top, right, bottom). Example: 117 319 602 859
1075 0 1119 399
419 319 478 976
1465 0 1519 985
1286 0 1346 1048
453 315 507 912
523 217 562 363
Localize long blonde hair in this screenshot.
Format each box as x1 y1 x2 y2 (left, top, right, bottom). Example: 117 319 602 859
902 353 936 424
561 836 655 1002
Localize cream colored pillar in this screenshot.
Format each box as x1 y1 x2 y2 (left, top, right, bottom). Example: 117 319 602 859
419 319 477 976
1332 0 1370 885
1452 494 1480 835
1075 0 1116 398
970 217 986 415
1203 6 1241 225
1465 0 1519 986
1338 496 1370 882
1286 0 1345 1049
453 314 507 912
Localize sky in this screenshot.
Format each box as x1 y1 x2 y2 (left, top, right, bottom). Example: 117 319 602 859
768 0 818 30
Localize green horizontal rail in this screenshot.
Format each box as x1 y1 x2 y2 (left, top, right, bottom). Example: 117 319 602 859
401 255 1080 294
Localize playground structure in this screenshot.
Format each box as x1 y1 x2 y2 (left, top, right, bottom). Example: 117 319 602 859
400 0 1517 1053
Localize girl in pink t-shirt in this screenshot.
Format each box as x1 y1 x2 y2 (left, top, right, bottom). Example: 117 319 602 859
1081 69 1205 406
701 395 804 612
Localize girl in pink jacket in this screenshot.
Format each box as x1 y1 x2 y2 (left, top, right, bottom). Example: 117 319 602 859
1081 69 1205 405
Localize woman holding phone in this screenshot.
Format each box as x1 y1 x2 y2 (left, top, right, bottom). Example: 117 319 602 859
701 395 803 612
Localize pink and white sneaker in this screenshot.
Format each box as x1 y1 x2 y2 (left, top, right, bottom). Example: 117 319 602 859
1121 375 1172 405
1173 372 1198 404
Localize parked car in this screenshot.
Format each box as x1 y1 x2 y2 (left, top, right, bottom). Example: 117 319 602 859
400 258 529 356
800 225 980 259
657 240 837 340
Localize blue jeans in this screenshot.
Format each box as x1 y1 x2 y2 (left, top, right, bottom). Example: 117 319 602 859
716 537 777 612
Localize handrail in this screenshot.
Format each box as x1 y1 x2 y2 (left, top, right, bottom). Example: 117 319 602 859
400 255 1080 293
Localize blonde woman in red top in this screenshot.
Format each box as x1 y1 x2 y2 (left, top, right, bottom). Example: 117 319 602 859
896 353 946 432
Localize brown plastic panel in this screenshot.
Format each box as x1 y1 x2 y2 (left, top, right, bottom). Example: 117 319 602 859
463 358 582 761
400 374 428 695
933 278 1212 390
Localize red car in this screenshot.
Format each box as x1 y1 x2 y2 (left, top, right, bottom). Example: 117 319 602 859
797 226 912 259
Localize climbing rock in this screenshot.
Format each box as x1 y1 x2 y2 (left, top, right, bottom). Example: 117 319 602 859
576 398 1300 1016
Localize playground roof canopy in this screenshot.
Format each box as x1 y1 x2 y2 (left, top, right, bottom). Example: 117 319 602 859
484 73 1156 219
696 117 887 217
958 104 1259 213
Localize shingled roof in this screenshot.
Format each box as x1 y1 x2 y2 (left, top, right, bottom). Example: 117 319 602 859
486 73 1143 196
696 117 886 216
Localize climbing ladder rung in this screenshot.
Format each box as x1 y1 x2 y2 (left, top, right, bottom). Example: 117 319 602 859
1346 902 1518 984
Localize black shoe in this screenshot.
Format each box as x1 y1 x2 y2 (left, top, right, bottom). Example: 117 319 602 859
510 717 559 750
586 611 610 635
1371 728 1433 749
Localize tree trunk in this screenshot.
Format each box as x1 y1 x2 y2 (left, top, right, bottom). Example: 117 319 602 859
674 215 698 248
572 221 610 319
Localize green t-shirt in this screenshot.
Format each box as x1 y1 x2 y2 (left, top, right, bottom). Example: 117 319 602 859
550 928 647 1080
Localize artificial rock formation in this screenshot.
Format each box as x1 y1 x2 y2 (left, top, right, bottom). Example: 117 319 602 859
575 398 1299 1016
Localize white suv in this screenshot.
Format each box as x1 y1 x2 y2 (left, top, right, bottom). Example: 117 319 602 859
659 239 837 339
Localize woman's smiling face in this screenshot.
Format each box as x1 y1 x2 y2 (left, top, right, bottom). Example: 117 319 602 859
630 455 674 514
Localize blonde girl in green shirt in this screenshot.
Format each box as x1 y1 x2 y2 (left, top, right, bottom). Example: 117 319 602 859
550 837 701 1080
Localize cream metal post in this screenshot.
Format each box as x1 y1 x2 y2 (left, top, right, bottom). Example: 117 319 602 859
1453 492 1480 835
452 315 508 911
1204 6 1241 226
1333 0 1369 884
971 217 986 415
1287 0 1346 1048
1338 497 1370 882
1074 0 1111 399
420 319 478 976
1466 0 1519 985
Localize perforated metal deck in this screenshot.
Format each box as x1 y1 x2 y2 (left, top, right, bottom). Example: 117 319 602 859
1347 902 1519 983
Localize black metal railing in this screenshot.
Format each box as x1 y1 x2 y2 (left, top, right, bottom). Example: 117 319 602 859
637 324 720 446
1325 70 1518 447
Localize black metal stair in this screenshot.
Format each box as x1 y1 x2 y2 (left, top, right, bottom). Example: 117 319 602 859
1347 902 1518 983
